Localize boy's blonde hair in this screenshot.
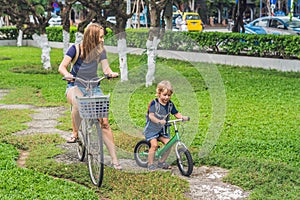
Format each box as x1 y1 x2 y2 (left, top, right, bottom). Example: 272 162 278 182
156 80 173 96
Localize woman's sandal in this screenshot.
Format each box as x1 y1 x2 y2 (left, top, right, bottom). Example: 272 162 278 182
157 161 172 169
66 136 78 143
111 163 123 170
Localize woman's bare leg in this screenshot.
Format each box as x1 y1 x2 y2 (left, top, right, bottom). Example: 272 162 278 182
66 86 82 139
100 118 120 167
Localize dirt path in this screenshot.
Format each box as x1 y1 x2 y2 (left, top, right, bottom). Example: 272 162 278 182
0 89 250 200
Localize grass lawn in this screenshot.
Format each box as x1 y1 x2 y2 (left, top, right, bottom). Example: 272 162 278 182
0 46 299 199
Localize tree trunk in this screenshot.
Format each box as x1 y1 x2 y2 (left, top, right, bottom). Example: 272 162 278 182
75 31 84 45
232 0 247 33
32 33 51 70
145 0 167 87
60 0 73 55
17 29 23 47
117 32 128 82
0 17 3 27
63 30 70 54
266 0 271 16
146 28 161 87
197 0 207 25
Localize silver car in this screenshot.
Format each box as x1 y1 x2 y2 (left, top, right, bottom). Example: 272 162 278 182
245 16 300 35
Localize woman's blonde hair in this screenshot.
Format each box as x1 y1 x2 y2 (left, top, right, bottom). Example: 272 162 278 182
156 80 173 96
81 23 104 62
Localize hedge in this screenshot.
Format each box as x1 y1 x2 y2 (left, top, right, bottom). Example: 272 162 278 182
0 26 299 59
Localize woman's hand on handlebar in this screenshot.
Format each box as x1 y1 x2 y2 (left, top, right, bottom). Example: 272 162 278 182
105 72 119 79
63 74 75 82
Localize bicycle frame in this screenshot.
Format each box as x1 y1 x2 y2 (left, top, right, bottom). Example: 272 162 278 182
134 118 193 176
155 119 189 159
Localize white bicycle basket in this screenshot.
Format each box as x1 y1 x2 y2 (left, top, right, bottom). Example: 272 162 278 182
76 95 110 119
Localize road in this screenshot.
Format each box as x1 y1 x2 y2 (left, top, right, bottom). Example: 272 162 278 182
203 26 230 32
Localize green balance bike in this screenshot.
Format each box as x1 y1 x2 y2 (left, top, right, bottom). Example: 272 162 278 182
134 118 193 176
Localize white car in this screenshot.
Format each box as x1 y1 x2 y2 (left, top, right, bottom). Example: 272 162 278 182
107 16 116 24
48 16 62 26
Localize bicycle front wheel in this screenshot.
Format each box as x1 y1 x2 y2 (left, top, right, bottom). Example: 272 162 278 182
177 147 193 176
134 140 150 168
77 119 86 161
86 119 104 187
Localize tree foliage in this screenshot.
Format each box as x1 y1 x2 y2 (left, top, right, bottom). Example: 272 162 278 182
1 0 53 35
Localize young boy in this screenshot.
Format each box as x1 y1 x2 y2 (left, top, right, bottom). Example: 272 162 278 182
143 80 189 171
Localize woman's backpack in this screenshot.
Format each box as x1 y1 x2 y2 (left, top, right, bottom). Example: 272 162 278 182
69 44 80 72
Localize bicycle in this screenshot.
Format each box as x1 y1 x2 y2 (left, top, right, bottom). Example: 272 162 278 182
134 118 193 176
63 75 113 187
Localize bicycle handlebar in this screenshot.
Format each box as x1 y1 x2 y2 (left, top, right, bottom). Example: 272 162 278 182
166 117 190 125
62 74 118 84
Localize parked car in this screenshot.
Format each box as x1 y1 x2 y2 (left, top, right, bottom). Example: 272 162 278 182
182 12 203 32
245 16 300 35
48 16 62 26
107 16 116 24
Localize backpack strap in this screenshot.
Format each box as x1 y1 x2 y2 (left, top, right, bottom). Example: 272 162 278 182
146 99 173 124
154 98 173 119
70 44 80 72
167 100 173 115
154 98 160 114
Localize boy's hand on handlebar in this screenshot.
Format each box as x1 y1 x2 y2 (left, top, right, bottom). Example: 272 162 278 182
158 119 166 125
182 116 190 121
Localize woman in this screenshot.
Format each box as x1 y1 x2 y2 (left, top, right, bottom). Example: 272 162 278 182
58 23 122 170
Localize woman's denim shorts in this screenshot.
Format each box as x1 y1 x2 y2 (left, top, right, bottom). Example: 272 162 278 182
66 83 103 96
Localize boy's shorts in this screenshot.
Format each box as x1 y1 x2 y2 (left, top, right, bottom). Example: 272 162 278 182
145 129 170 141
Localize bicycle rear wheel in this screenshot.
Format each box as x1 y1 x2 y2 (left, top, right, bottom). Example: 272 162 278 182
134 140 150 168
177 147 193 176
87 119 104 187
77 119 86 161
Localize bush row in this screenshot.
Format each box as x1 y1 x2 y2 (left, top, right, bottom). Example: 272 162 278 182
1 26 299 59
